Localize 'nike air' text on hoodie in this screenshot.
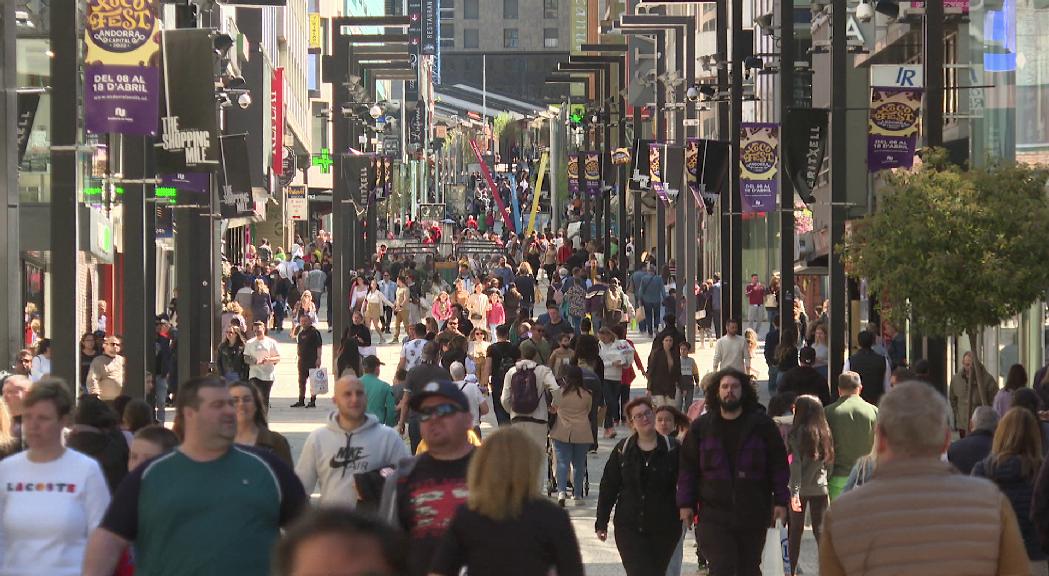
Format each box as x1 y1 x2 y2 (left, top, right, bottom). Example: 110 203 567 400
295 412 411 506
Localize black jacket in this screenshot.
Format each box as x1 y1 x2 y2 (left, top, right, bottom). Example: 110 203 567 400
596 434 680 535
779 365 831 405
946 429 994 475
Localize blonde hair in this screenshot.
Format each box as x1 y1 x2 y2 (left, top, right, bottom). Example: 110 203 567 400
466 428 542 521
227 301 243 314
253 279 269 295
990 407 1043 480
744 328 758 350
0 399 14 449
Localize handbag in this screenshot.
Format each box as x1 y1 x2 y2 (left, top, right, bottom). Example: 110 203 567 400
760 520 787 576
764 293 778 308
635 305 646 323
308 367 330 396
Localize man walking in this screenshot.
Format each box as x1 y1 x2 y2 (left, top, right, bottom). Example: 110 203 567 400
638 266 665 337
296 374 409 506
379 381 475 576
946 406 999 475
83 376 306 576
778 346 831 406
379 272 398 335
154 315 176 421
711 319 746 373
244 320 280 412
819 381 1029 575
744 273 765 334
360 355 398 427
843 330 892 405
88 336 125 401
484 324 520 426
678 368 789 575
824 372 878 499
501 345 559 492
709 273 723 338
293 314 323 408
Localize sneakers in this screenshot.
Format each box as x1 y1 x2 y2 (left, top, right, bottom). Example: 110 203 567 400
290 401 306 408
557 492 566 507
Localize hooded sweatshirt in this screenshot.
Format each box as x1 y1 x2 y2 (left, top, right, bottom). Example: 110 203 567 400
296 412 411 507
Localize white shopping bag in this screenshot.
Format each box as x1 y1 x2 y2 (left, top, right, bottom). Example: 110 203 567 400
309 367 329 396
760 520 785 576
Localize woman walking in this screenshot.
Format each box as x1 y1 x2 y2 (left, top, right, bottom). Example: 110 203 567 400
364 279 394 344
596 397 682 576
229 381 293 466
786 395 833 575
486 290 505 334
677 341 701 413
217 326 248 383
995 364 1029 418
976 408 1046 575
550 366 594 507
598 327 631 439
646 334 680 408
430 428 584 576
249 279 273 331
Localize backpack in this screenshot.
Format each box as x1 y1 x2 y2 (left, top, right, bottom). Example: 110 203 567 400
565 283 586 317
509 367 540 414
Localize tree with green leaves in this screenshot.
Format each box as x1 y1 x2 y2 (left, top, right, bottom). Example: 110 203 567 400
842 150 1049 395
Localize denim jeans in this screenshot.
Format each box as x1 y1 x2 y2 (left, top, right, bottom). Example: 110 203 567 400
644 302 661 335
602 379 621 428
553 440 589 498
154 376 169 424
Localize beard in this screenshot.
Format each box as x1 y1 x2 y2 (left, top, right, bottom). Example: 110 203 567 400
720 396 741 412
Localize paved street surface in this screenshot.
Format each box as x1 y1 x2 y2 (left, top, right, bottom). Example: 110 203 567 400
229 297 819 575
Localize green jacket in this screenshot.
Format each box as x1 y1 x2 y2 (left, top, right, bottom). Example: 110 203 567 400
360 374 399 427
825 394 878 478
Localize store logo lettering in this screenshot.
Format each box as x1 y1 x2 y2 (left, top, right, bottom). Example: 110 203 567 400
7 482 77 493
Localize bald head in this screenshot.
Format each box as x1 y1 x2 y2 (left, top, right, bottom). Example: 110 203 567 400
333 374 368 427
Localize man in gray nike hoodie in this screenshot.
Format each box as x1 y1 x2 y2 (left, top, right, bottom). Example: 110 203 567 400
296 374 410 506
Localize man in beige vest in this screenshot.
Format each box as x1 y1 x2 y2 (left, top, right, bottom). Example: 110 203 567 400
820 381 1030 576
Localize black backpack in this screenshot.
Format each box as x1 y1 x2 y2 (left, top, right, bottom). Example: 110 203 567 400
509 367 540 413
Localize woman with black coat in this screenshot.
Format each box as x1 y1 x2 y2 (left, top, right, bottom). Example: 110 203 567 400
596 397 682 576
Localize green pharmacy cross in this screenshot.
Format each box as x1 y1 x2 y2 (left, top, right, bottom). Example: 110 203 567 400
313 148 334 174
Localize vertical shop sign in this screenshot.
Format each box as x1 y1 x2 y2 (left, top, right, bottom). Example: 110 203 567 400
272 68 285 176
157 29 220 172
84 0 161 135
783 108 828 204
867 87 923 171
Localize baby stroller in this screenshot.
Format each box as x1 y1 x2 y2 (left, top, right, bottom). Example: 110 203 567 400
545 435 589 497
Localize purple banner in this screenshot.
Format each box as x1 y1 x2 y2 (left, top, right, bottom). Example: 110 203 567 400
84 0 160 136
739 123 779 214
159 172 210 206
567 154 580 197
584 152 601 196
868 87 923 172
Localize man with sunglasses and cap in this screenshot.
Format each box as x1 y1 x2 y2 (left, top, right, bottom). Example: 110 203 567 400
379 379 475 576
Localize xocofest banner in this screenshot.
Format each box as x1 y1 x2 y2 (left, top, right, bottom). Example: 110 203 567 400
84 0 161 136
868 87 923 172
739 123 779 214
567 154 580 197
783 108 828 204
584 152 601 196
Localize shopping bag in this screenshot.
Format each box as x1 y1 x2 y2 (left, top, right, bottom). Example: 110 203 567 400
760 520 785 576
309 367 329 396
635 305 646 323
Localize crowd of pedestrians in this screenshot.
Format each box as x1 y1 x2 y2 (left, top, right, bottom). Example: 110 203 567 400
11 221 1049 576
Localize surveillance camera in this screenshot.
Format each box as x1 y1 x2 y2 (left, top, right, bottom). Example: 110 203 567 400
856 0 875 21
686 84 701 102
369 104 384 119
238 92 252 109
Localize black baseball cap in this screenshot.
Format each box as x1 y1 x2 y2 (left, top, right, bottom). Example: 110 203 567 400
409 379 469 412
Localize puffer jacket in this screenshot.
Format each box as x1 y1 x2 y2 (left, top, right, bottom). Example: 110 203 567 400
973 455 1046 560
596 434 680 535
677 408 790 528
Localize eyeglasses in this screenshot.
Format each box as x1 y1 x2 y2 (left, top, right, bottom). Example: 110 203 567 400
630 410 654 422
418 403 463 422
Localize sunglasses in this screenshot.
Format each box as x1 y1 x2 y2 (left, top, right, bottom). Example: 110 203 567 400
418 403 463 422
